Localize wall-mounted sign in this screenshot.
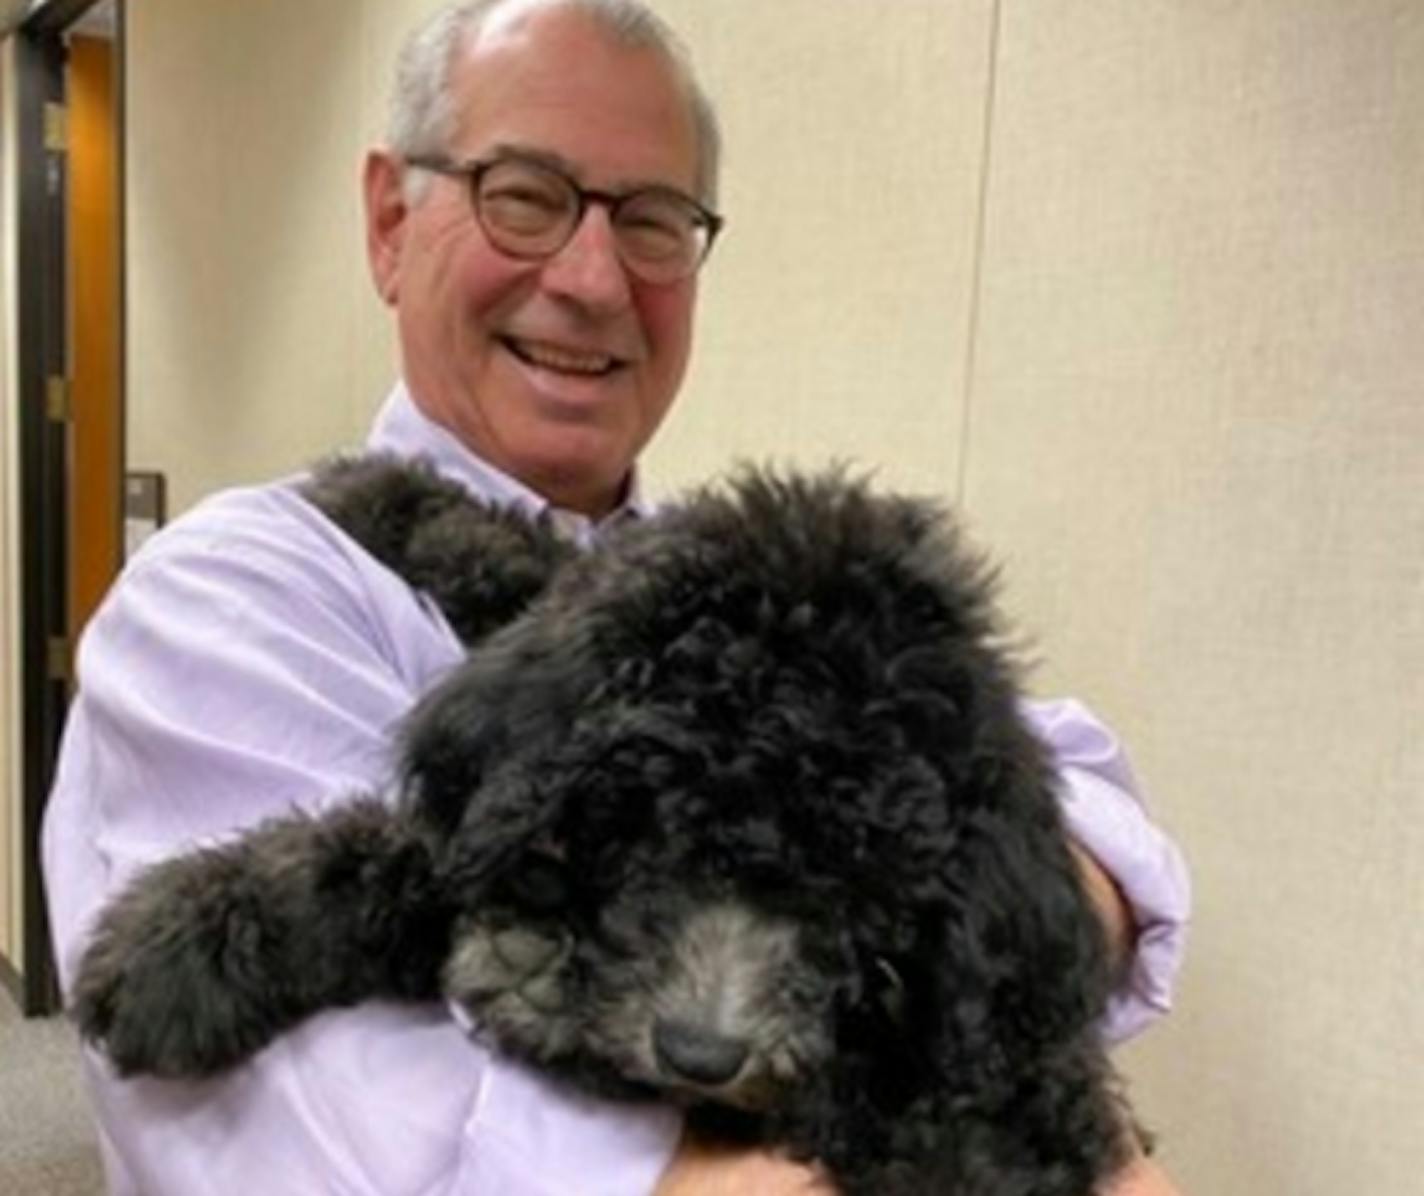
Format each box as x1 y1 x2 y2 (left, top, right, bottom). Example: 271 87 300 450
124 470 165 559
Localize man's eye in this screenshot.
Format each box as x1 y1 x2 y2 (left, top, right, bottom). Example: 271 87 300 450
617 199 692 257
480 180 570 234
486 183 564 210
620 205 681 232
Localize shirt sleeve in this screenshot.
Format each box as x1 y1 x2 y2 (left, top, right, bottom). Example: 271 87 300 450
42 491 681 1196
1020 697 1193 1044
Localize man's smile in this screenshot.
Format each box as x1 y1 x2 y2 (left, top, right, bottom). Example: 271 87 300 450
498 334 627 377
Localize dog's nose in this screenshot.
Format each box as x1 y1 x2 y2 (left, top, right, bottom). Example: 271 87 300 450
652 1018 749 1087
491 926 567 977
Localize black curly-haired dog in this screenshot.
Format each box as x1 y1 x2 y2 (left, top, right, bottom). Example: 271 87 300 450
73 457 1134 1195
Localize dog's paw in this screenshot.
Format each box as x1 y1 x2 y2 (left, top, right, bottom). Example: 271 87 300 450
70 860 285 1078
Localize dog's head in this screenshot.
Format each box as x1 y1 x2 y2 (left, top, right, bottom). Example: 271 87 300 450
401 469 1113 1155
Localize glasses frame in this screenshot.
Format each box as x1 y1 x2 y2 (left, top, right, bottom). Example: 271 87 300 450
405 152 726 283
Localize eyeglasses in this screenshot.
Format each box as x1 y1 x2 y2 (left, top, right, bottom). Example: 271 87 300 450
406 153 725 285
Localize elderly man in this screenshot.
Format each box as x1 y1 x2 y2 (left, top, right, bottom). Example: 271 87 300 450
43 1 1189 1192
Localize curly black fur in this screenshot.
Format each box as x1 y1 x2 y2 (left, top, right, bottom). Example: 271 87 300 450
73 456 1134 1195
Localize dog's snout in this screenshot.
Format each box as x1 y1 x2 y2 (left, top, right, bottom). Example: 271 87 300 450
491 926 567 976
652 1017 749 1087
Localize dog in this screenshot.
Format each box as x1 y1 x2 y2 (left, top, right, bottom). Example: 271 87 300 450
73 457 1134 1195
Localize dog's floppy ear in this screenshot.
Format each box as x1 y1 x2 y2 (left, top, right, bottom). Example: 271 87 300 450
397 589 600 840
868 733 1128 1190
944 751 1115 1043
886 519 1114 1060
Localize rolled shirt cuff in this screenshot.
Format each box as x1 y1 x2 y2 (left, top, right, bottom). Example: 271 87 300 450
1055 763 1192 1043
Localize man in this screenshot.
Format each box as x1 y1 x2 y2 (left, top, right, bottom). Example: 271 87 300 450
43 2 1189 1192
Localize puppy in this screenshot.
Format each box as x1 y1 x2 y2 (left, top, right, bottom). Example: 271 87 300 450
73 458 1133 1195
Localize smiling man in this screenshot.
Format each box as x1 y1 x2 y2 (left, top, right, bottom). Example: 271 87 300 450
365 0 710 519
43 3 1189 1194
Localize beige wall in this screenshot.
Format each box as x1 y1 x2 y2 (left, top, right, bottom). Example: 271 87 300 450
117 2 1424 1194
126 0 385 514
964 5 1423 1192
643 0 993 499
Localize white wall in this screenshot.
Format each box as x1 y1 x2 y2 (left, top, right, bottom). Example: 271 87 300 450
120 3 1424 1193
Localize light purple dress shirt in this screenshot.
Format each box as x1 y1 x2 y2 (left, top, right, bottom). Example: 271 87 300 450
43 383 1190 1195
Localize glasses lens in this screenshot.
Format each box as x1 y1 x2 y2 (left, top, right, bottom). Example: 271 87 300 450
475 160 575 254
614 192 706 279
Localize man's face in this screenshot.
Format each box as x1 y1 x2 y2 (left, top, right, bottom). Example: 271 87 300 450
366 4 703 516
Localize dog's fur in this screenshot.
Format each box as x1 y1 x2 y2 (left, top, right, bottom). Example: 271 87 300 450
73 457 1133 1195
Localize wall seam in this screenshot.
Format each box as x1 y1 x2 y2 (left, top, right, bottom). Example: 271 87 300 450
955 0 1003 509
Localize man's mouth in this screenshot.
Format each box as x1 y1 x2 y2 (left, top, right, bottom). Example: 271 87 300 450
500 336 624 377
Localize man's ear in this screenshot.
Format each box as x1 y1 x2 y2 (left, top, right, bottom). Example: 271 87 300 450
364 149 407 306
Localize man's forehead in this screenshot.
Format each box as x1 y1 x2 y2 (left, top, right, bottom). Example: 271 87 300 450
475 0 564 41
447 4 698 189
451 4 682 113
462 0 649 65
472 0 549 44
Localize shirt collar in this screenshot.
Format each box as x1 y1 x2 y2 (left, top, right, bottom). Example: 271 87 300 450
367 381 649 546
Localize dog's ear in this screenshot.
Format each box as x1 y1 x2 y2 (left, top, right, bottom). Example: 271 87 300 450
916 730 1121 1157
949 768 1114 1042
398 600 599 840
850 739 1128 1192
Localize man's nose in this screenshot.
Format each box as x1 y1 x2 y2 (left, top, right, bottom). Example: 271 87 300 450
539 205 634 313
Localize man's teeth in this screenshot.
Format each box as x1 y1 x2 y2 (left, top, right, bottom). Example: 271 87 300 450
509 338 616 375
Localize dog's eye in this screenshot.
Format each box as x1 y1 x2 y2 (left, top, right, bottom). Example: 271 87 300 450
504 850 571 913
870 955 907 1025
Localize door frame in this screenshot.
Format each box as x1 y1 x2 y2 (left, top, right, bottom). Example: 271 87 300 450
10 0 124 1015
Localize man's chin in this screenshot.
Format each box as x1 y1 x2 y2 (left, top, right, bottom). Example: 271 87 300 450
515 444 632 519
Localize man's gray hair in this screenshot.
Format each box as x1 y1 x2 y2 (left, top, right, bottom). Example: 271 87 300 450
388 0 721 204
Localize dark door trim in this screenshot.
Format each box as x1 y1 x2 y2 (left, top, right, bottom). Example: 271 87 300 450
10 0 124 1016
14 10 69 1018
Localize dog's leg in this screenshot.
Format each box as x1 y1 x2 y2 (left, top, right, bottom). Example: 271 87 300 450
71 796 451 1078
301 453 574 646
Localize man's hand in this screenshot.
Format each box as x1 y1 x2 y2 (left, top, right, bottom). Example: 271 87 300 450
654 1133 837 1195
1106 1152 1187 1195
655 1133 1185 1196
1069 840 1135 969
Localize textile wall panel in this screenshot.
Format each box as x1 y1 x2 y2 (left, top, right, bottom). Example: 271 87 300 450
643 0 994 501
965 3 1423 1192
